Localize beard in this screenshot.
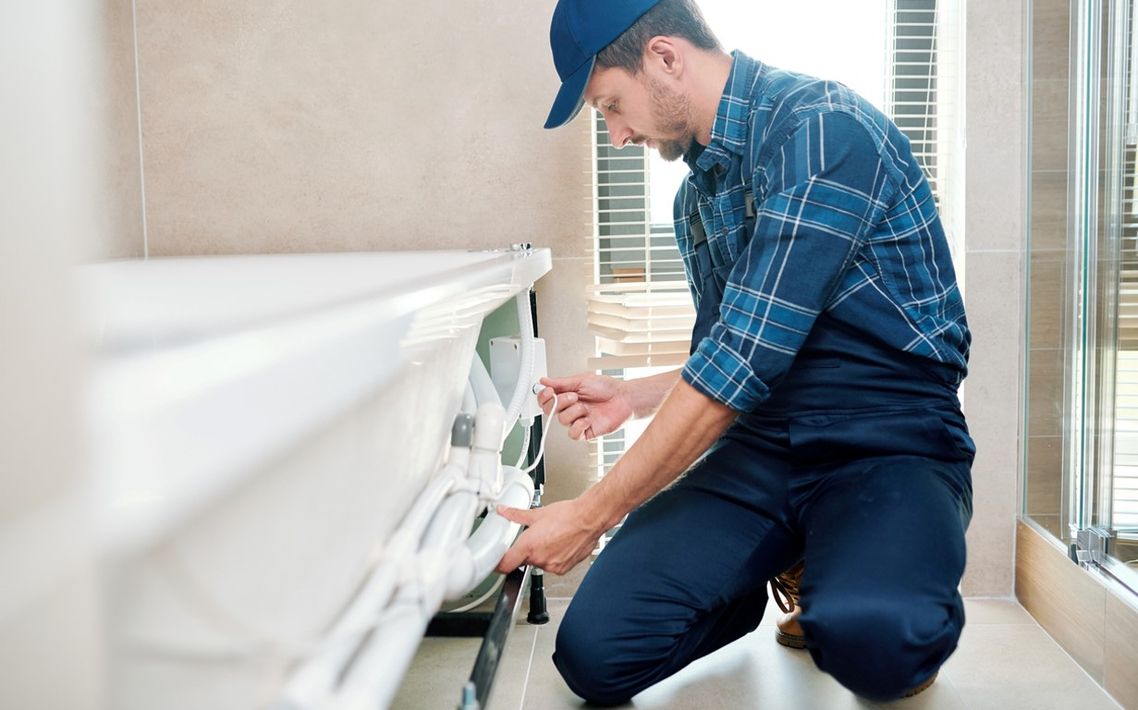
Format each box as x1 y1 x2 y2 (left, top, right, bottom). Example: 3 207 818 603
646 76 694 162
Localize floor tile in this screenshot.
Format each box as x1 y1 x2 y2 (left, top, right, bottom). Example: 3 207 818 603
391 637 481 710
487 621 539 710
394 597 1122 710
941 623 1121 710
541 559 593 600
519 600 587 709
391 612 539 710
519 600 1111 710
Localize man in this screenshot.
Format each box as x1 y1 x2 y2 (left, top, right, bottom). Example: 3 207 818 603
495 0 974 704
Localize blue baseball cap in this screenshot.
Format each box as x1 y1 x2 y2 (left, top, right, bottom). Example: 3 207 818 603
544 0 663 129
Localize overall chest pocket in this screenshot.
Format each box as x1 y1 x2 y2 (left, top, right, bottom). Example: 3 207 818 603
690 262 735 351
709 189 757 262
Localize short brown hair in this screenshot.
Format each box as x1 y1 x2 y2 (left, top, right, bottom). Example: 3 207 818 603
596 0 721 74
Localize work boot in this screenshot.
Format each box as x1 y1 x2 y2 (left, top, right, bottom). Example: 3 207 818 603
769 562 806 649
767 561 938 697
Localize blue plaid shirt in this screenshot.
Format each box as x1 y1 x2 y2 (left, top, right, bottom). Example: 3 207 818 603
678 52 970 412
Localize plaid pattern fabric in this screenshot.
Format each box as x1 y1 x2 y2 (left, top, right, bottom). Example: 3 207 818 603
678 52 969 412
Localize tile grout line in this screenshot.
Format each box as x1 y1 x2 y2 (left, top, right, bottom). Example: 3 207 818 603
130 0 149 259
516 625 540 710
1034 624 1125 708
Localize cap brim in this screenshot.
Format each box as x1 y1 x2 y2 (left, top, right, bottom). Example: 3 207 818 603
544 55 596 129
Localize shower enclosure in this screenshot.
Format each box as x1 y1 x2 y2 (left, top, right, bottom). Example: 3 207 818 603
1025 0 1138 592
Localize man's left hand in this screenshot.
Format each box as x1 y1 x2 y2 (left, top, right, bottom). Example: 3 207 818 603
494 499 604 576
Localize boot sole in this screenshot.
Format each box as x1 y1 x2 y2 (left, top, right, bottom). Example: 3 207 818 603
775 629 807 649
902 671 938 698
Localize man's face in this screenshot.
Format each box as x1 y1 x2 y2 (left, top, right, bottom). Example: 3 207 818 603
584 64 693 162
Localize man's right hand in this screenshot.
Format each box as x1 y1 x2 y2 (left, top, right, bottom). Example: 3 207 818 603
537 374 633 441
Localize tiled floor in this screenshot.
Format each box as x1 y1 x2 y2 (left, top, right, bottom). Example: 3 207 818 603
392 592 1123 709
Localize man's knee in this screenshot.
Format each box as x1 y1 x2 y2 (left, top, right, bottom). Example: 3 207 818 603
801 593 964 701
553 604 644 706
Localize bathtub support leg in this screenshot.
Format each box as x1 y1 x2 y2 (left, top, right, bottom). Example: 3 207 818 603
522 412 550 626
526 569 549 625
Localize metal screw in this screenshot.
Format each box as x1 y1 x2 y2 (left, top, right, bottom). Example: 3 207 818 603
458 681 480 710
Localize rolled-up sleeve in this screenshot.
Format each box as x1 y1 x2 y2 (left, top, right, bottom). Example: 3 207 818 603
682 111 897 411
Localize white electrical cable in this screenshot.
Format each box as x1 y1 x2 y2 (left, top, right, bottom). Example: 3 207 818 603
520 391 557 475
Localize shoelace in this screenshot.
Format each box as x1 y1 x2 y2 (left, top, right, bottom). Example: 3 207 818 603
768 561 804 614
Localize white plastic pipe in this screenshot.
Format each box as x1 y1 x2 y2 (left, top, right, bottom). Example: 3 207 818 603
419 488 479 554
325 600 430 710
421 403 505 577
323 468 535 710
470 402 505 496
444 466 534 600
273 454 467 710
462 380 478 415
468 352 501 409
277 406 529 709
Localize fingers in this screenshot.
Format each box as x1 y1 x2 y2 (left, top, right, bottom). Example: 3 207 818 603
538 388 579 416
495 507 537 573
539 375 582 394
536 375 602 441
496 531 531 573
557 402 589 427
554 398 595 440
495 505 536 526
569 418 594 441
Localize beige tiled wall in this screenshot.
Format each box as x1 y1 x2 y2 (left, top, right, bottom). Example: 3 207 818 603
961 0 1028 596
1024 0 1071 528
107 0 596 498
132 0 591 260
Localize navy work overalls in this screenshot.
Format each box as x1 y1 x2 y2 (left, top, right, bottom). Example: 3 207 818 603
552 212 976 705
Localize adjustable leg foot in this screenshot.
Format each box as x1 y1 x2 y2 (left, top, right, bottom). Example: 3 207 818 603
527 567 550 625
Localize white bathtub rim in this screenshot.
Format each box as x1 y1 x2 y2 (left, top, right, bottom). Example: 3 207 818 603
79 248 552 354
85 248 552 555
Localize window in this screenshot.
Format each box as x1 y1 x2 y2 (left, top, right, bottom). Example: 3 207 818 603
588 0 961 478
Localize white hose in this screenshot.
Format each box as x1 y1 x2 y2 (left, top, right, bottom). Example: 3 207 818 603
501 290 536 443
515 425 532 468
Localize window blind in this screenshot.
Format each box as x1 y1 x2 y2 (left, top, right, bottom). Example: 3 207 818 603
588 111 696 372
888 0 949 209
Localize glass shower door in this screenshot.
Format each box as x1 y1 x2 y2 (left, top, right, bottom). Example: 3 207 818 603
1095 0 1138 583
1026 0 1138 593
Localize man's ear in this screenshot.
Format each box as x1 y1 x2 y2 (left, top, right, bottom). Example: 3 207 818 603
644 36 682 77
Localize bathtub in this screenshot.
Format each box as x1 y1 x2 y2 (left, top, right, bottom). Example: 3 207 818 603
79 247 551 710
